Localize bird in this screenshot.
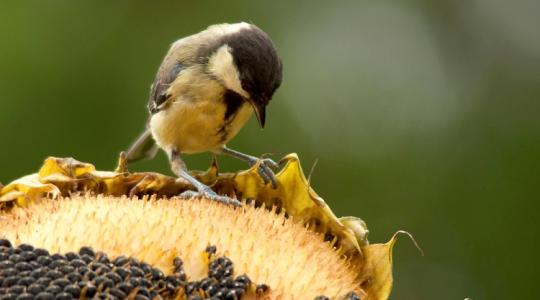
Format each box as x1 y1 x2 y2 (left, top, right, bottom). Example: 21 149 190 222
125 22 283 206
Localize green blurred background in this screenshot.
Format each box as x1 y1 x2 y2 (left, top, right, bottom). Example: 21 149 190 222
1 0 539 299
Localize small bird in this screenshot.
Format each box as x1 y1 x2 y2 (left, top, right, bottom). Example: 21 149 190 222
126 22 283 205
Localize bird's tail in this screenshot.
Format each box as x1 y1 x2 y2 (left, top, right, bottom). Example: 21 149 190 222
126 128 159 164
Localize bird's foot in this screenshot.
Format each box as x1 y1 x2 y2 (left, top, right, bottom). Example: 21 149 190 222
179 188 241 207
248 157 280 188
219 147 281 188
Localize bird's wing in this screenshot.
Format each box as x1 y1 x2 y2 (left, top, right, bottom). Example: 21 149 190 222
126 128 159 164
147 58 183 114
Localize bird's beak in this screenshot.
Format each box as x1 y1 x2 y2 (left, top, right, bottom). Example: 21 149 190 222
248 99 267 128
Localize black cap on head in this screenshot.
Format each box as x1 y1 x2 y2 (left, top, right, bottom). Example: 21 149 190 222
223 25 282 128
226 25 282 100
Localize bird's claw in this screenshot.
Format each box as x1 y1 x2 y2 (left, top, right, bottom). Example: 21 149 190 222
179 189 241 207
250 158 280 188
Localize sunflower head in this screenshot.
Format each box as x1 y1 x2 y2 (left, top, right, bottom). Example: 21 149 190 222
0 153 404 300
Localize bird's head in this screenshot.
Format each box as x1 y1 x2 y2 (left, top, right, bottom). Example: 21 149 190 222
202 23 283 128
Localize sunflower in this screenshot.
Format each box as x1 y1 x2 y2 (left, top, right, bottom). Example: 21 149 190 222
0 154 402 300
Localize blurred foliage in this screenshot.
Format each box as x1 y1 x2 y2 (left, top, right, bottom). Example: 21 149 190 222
0 0 539 299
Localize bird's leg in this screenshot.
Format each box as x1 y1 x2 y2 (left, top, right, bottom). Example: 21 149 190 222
219 146 280 188
170 149 241 206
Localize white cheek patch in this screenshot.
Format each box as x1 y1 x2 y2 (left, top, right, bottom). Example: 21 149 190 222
207 45 249 98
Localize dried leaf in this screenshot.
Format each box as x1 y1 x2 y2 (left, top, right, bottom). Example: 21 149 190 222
340 216 370 247
38 157 96 178
360 231 420 300
0 174 60 206
232 153 364 256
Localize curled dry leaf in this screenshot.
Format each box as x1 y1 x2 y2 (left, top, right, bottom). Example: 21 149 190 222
0 153 410 300
0 174 60 205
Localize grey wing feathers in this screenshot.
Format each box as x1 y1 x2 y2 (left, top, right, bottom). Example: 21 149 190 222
126 128 159 163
